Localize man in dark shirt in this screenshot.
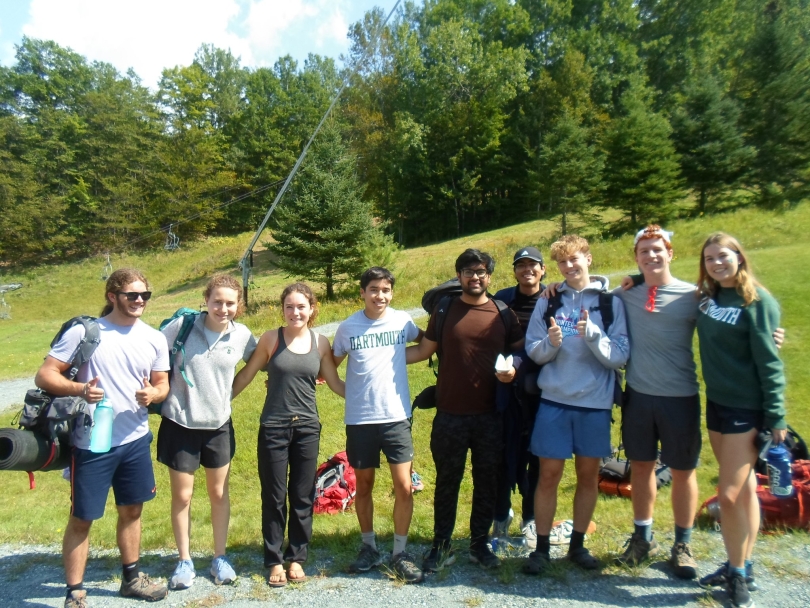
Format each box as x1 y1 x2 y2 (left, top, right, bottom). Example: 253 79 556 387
492 247 546 550
407 249 523 572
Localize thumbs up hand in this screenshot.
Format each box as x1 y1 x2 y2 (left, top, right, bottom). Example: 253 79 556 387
135 376 155 407
548 317 563 347
577 309 590 337
79 376 104 403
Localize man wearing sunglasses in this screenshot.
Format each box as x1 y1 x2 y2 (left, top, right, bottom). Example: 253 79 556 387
35 268 171 607
407 249 523 572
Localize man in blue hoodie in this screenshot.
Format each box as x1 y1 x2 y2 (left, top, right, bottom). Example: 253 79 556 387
522 235 629 574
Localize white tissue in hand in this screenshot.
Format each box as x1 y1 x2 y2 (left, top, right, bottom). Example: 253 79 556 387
495 354 513 372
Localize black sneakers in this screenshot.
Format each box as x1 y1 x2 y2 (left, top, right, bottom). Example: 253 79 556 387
422 540 456 573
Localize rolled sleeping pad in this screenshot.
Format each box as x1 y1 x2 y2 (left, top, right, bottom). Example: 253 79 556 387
0 428 70 472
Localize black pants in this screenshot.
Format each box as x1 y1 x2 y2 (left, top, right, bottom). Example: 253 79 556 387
431 410 502 548
257 421 320 566
495 432 539 522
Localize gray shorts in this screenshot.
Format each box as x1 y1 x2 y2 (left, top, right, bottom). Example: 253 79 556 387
621 385 701 471
345 419 414 469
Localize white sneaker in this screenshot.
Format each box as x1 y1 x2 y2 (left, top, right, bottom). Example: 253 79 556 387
169 559 196 590
521 519 537 550
549 520 574 545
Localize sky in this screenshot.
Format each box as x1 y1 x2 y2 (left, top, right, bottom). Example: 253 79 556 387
0 0 395 90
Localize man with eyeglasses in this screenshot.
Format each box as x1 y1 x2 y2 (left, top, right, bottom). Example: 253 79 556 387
35 268 171 607
407 249 522 572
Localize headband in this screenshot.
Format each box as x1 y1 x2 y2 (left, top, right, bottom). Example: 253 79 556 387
634 228 673 247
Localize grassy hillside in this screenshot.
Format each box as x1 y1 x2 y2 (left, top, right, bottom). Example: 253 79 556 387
0 204 808 577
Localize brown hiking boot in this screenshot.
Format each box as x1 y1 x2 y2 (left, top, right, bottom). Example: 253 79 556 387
614 532 660 566
669 542 697 579
119 572 168 602
64 590 88 608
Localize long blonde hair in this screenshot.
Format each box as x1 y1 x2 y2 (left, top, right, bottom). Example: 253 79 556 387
698 232 762 306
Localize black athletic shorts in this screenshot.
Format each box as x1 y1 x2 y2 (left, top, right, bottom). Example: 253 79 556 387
705 400 763 435
345 419 414 469
157 416 235 472
621 385 701 470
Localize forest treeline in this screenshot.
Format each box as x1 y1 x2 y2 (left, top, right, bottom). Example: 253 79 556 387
1 0 808 266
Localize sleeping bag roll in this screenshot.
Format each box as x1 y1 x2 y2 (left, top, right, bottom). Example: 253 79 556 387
0 428 70 471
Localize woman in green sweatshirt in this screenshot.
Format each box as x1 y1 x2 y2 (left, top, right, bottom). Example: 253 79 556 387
696 232 786 608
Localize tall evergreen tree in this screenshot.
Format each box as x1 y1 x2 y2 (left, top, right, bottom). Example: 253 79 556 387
268 121 383 299
603 83 683 227
534 108 604 234
736 0 810 206
671 76 754 213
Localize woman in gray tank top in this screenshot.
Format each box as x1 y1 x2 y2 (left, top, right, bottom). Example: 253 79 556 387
233 283 344 586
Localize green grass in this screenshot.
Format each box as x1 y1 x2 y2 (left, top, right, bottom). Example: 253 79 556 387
0 202 808 575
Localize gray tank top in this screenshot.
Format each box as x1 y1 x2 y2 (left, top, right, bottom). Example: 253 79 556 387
260 328 321 426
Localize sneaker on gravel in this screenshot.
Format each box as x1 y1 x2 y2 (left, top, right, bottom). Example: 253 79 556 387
523 551 550 575
119 572 168 602
521 519 537 551
669 542 697 579
469 543 501 569
65 590 88 608
390 551 425 583
411 471 425 493
348 543 383 573
549 520 573 545
699 562 758 592
568 546 599 570
614 532 660 566
422 540 456 573
210 555 237 585
726 571 756 608
169 559 196 590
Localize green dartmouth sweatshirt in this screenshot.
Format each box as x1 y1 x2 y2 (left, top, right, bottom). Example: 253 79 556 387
697 286 786 429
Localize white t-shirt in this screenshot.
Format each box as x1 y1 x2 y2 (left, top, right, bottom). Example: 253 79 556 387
49 317 170 449
333 308 420 425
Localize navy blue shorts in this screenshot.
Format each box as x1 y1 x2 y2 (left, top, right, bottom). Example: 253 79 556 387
530 399 612 460
70 432 156 521
706 400 763 435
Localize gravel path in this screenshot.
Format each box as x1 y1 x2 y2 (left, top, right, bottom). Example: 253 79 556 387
1 537 808 608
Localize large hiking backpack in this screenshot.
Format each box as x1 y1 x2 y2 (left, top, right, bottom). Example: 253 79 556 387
598 446 672 498
18 316 99 442
7 316 98 487
313 451 356 515
701 460 810 530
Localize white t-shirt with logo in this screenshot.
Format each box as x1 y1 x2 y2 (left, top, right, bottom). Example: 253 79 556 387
49 317 170 449
333 308 419 425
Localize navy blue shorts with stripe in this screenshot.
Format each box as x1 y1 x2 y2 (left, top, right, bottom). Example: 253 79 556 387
70 431 156 521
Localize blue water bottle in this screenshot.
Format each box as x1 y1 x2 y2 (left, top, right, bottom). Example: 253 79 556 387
766 443 794 498
89 397 113 453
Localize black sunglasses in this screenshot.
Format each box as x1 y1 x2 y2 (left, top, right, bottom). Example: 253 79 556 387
117 291 152 301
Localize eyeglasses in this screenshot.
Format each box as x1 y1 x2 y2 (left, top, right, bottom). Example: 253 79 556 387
645 286 657 313
461 268 489 278
117 291 152 301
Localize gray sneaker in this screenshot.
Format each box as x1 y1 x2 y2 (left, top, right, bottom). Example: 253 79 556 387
64 590 88 608
390 551 425 584
119 572 168 602
614 532 660 566
521 519 537 551
169 559 196 590
348 543 383 573
210 555 237 585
